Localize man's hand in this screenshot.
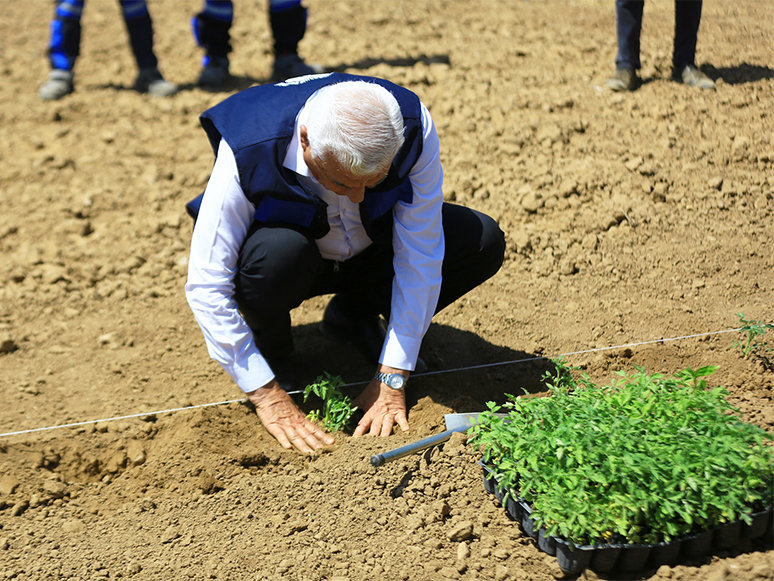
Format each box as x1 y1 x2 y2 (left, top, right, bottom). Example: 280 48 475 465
352 367 410 437
247 381 335 453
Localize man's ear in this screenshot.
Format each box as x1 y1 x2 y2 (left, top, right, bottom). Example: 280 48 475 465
299 125 310 151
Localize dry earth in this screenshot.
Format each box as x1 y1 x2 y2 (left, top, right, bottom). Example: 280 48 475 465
1 1 773 580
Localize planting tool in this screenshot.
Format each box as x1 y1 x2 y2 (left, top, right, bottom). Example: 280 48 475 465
370 412 506 467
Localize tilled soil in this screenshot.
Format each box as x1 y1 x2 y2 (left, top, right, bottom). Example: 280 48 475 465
0 1 772 580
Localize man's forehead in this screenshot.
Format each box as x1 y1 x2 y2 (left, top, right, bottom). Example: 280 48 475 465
318 155 387 188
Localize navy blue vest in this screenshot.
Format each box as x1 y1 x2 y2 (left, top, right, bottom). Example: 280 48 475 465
187 73 424 243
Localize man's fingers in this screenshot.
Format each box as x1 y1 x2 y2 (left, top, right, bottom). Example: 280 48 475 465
265 424 295 451
290 435 314 455
310 424 335 446
277 419 335 453
250 385 338 453
379 416 394 437
369 416 383 436
367 408 387 436
354 409 379 437
298 424 333 451
285 425 319 454
354 410 409 438
353 415 371 438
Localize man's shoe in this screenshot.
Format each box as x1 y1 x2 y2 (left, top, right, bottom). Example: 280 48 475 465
197 56 230 88
320 296 386 364
320 295 428 374
39 70 74 101
676 65 715 90
604 67 638 92
272 53 323 82
134 68 178 97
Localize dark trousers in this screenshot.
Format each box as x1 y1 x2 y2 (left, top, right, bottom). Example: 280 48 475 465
193 0 307 59
234 203 506 360
615 0 703 71
48 0 158 71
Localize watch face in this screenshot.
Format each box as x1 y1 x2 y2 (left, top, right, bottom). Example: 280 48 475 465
388 375 405 389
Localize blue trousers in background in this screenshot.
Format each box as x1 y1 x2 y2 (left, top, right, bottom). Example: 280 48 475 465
192 0 307 65
47 0 158 71
615 0 703 71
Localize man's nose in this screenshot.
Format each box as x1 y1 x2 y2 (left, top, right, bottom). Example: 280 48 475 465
346 186 365 204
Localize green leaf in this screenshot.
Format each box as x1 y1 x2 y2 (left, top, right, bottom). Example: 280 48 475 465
303 374 356 432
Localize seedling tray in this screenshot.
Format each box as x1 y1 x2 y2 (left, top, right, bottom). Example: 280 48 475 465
479 460 773 575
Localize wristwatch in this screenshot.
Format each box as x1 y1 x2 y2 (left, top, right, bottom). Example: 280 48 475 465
374 371 407 390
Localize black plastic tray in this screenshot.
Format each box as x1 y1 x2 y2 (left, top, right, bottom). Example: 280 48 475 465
479 460 773 574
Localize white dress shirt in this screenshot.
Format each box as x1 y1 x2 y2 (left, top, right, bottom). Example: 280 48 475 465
185 96 444 393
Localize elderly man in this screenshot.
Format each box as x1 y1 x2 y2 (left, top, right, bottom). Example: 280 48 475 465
185 73 505 453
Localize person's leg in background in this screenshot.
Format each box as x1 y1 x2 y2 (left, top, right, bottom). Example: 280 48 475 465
605 0 644 92
672 0 714 89
40 0 177 100
192 0 233 87
120 0 178 96
269 0 321 81
39 0 83 100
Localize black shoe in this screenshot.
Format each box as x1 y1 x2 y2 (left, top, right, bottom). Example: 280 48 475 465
604 67 638 92
271 53 323 82
319 295 428 373
197 56 230 88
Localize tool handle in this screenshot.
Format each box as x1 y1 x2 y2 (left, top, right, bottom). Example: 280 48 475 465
370 425 468 467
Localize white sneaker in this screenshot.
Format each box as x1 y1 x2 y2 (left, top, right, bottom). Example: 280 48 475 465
676 65 715 90
134 68 178 97
39 70 74 101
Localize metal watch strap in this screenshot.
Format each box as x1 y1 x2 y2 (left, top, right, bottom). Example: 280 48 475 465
374 371 407 390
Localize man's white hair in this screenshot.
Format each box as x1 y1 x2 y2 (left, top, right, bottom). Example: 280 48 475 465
305 81 405 178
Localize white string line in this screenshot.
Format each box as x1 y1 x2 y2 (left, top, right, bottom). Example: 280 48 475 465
0 400 246 438
0 327 745 439
410 327 744 380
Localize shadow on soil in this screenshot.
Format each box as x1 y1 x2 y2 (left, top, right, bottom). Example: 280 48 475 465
288 320 553 412
126 52 453 95
329 52 451 72
703 62 774 85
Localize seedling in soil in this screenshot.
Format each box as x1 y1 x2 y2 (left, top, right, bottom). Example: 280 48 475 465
729 312 774 358
303 373 357 433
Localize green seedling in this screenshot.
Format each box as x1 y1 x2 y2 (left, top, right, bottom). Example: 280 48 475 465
730 312 774 358
303 373 357 433
470 360 774 546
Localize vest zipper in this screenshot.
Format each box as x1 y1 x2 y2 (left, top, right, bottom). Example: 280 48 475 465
333 261 340 272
